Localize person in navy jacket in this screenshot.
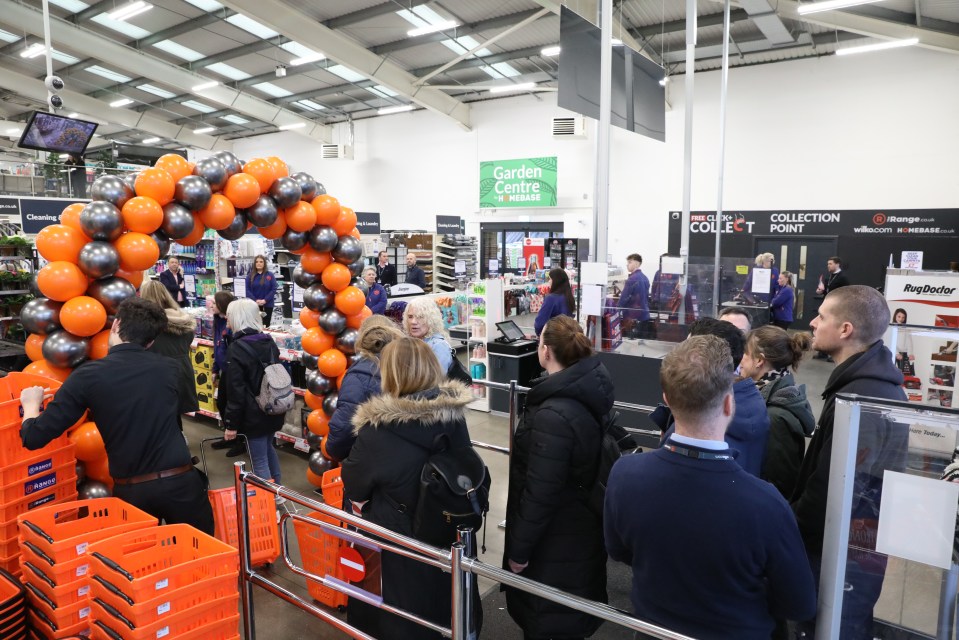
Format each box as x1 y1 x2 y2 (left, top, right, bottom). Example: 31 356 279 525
158 256 188 307
533 268 575 336
245 255 277 325
769 271 795 330
619 253 650 338
363 267 387 315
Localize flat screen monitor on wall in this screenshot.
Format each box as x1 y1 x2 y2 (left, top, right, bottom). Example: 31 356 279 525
558 6 666 142
17 111 98 155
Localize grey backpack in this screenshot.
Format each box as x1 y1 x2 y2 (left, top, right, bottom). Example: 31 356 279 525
237 340 294 415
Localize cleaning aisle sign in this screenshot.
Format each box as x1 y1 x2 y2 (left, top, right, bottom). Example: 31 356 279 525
480 157 557 208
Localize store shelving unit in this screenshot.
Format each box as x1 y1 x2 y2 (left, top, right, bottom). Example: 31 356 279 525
433 234 477 293
465 279 503 412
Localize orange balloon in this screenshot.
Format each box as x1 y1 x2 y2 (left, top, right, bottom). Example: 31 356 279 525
25 334 44 362
350 228 361 239
284 201 316 233
37 262 88 301
257 213 287 240
311 195 340 226
121 196 164 234
242 158 276 193
155 154 192 183
336 370 346 389
89 329 111 360
114 267 144 290
36 224 88 263
306 410 330 437
299 308 320 329
23 360 71 383
305 391 324 411
318 349 347 378
60 296 108 337
320 438 332 461
198 194 236 231
302 327 335 356
85 455 112 488
60 203 86 231
267 156 288 179
114 232 160 271
306 468 324 488
300 248 333 275
177 215 206 246
134 168 175 206
332 207 357 237
334 286 366 316
345 306 373 330
320 263 351 292
223 173 261 209
69 422 106 462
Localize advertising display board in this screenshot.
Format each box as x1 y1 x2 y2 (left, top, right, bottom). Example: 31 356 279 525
20 197 86 234
480 157 557 208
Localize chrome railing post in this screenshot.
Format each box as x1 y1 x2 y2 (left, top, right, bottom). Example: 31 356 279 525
450 541 467 640
457 527 476 640
234 461 256 640
507 379 518 456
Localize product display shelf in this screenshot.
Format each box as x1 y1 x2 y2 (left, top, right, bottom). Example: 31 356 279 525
466 279 503 412
432 235 477 293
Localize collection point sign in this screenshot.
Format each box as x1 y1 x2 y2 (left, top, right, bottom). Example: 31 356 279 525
480 157 557 208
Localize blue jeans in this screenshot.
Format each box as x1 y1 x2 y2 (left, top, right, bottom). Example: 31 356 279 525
248 434 281 485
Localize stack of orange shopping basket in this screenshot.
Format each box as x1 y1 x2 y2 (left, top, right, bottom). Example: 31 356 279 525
17 498 157 639
0 567 27 639
86 524 240 640
293 467 348 610
0 373 78 579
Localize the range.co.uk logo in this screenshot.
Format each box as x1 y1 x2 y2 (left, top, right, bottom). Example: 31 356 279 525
873 213 886 225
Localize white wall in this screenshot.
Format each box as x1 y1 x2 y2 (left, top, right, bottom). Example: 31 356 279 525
233 45 959 272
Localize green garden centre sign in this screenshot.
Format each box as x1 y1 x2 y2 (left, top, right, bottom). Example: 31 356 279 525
480 157 557 208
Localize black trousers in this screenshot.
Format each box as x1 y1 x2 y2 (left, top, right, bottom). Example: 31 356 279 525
113 468 214 535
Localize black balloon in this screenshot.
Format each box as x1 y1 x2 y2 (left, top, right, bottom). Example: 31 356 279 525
42 329 90 369
303 284 333 312
91 175 134 208
80 201 123 241
350 353 363 366
86 277 136 315
308 226 337 253
308 451 332 475
245 195 278 228
318 308 346 335
332 235 363 265
193 156 228 191
281 229 308 252
314 182 327 196
28 273 42 297
120 172 139 196
351 276 369 296
78 480 110 499
152 230 171 258
175 175 213 211
348 257 366 277
322 392 338 417
161 203 195 240
305 432 324 450
20 298 62 335
213 150 242 178
78 241 120 279
268 177 302 209
335 328 359 355
306 370 334 396
292 265 317 289
75 460 87 484
216 212 247 241
301 352 319 370
292 172 317 201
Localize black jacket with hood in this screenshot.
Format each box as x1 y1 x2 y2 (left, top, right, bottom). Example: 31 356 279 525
148 307 199 415
219 329 284 438
759 373 816 498
504 355 615 639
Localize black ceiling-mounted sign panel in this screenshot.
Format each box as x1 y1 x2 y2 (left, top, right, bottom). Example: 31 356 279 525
355 212 381 235
436 215 462 234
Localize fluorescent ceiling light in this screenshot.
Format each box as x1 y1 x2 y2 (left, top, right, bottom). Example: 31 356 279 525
108 1 152 22
378 105 413 115
659 76 670 86
142 137 160 144
225 14 278 39
797 0 883 15
51 50 80 64
491 62 520 78
67 113 78 118
6 129 20 135
91 13 151 39
540 46 560 56
192 80 219 91
183 0 222 10
20 43 46 59
181 100 216 113
252 82 293 98
326 65 365 83
221 114 249 125
290 52 326 66
281 41 325 65
295 100 326 111
87 65 133 83
48 0 89 11
153 40 204 62
489 82 536 94
278 122 306 131
0 29 21 44
137 83 177 99
408 20 458 38
194 126 215 134
204 63 251 81
835 37 919 56
110 98 134 107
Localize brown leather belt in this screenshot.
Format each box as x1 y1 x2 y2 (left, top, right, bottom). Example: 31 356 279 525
113 464 194 486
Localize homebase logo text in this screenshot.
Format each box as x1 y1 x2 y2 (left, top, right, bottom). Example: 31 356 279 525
903 284 957 296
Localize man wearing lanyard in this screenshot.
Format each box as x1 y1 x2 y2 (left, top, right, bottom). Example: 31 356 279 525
604 335 815 640
159 256 189 307
375 250 397 288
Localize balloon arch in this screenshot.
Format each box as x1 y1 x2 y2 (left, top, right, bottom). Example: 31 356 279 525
23 151 369 490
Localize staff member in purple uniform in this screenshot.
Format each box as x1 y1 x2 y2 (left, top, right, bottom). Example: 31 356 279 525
363 267 387 315
245 255 277 324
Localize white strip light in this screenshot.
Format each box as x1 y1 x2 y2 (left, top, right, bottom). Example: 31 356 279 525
378 105 414 115
797 0 883 15
835 37 919 56
489 82 536 94
142 137 160 144
540 46 560 57
192 80 219 91
110 98 134 107
278 122 306 131
407 20 457 37
20 43 46 59
6 129 20 135
194 126 215 134
108 1 152 21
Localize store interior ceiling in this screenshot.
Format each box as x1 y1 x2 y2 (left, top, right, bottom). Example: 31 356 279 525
0 0 957 155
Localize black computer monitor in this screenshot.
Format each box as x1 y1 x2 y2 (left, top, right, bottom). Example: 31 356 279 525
495 320 526 343
17 111 98 155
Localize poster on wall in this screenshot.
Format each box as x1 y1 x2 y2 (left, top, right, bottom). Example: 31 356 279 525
522 238 545 275
479 157 557 208
888 328 958 408
885 273 959 329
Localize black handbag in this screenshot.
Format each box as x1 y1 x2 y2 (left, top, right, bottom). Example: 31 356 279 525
447 347 472 384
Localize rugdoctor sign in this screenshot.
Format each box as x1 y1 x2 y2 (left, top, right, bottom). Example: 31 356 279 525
885 273 959 327
480 157 557 208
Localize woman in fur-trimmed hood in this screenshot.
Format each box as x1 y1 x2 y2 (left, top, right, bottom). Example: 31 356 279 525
342 337 475 640
140 280 198 417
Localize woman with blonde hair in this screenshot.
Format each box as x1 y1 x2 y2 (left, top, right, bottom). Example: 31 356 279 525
402 296 453 372
245 254 277 324
743 252 780 303
342 336 477 639
140 280 198 423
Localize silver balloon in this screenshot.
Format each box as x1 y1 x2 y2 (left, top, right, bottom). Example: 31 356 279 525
314 182 327 196
91 175 134 208
175 175 212 211
332 235 363 265
80 201 123 241
244 195 278 228
301 352 319 370
318 308 346 335
306 370 334 396
308 226 337 253
305 431 324 450
161 203 195 240
351 276 369 296
281 229 308 252
303 284 333 312
292 172 317 201
350 353 363 367
213 150 242 178
78 241 120 280
348 257 366 277
216 212 247 241
335 328 359 355
28 273 42 297
87 277 136 314
151 230 171 258
292 265 317 289
20 298 62 335
193 156 227 191
75 460 86 484
308 450 332 475
268 177 302 209
120 172 139 195
42 330 90 369
78 480 110 499
322 392 338 417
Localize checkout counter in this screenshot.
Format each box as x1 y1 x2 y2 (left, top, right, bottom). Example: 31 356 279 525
486 320 540 413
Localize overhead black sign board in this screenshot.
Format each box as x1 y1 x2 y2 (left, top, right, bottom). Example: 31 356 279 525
0 199 21 219
436 215 462 234
355 212 381 235
19 197 86 234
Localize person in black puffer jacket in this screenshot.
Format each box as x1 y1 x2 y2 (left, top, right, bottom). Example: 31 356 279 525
505 315 614 640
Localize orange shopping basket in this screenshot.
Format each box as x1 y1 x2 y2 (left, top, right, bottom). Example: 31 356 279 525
199 436 279 567
292 467 348 610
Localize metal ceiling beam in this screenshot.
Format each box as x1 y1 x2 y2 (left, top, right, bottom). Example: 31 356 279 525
632 9 750 37
219 0 471 129
411 46 546 77
370 8 547 55
739 0 795 45
663 30 862 64
326 1 429 29
526 0 655 63
70 0 114 24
